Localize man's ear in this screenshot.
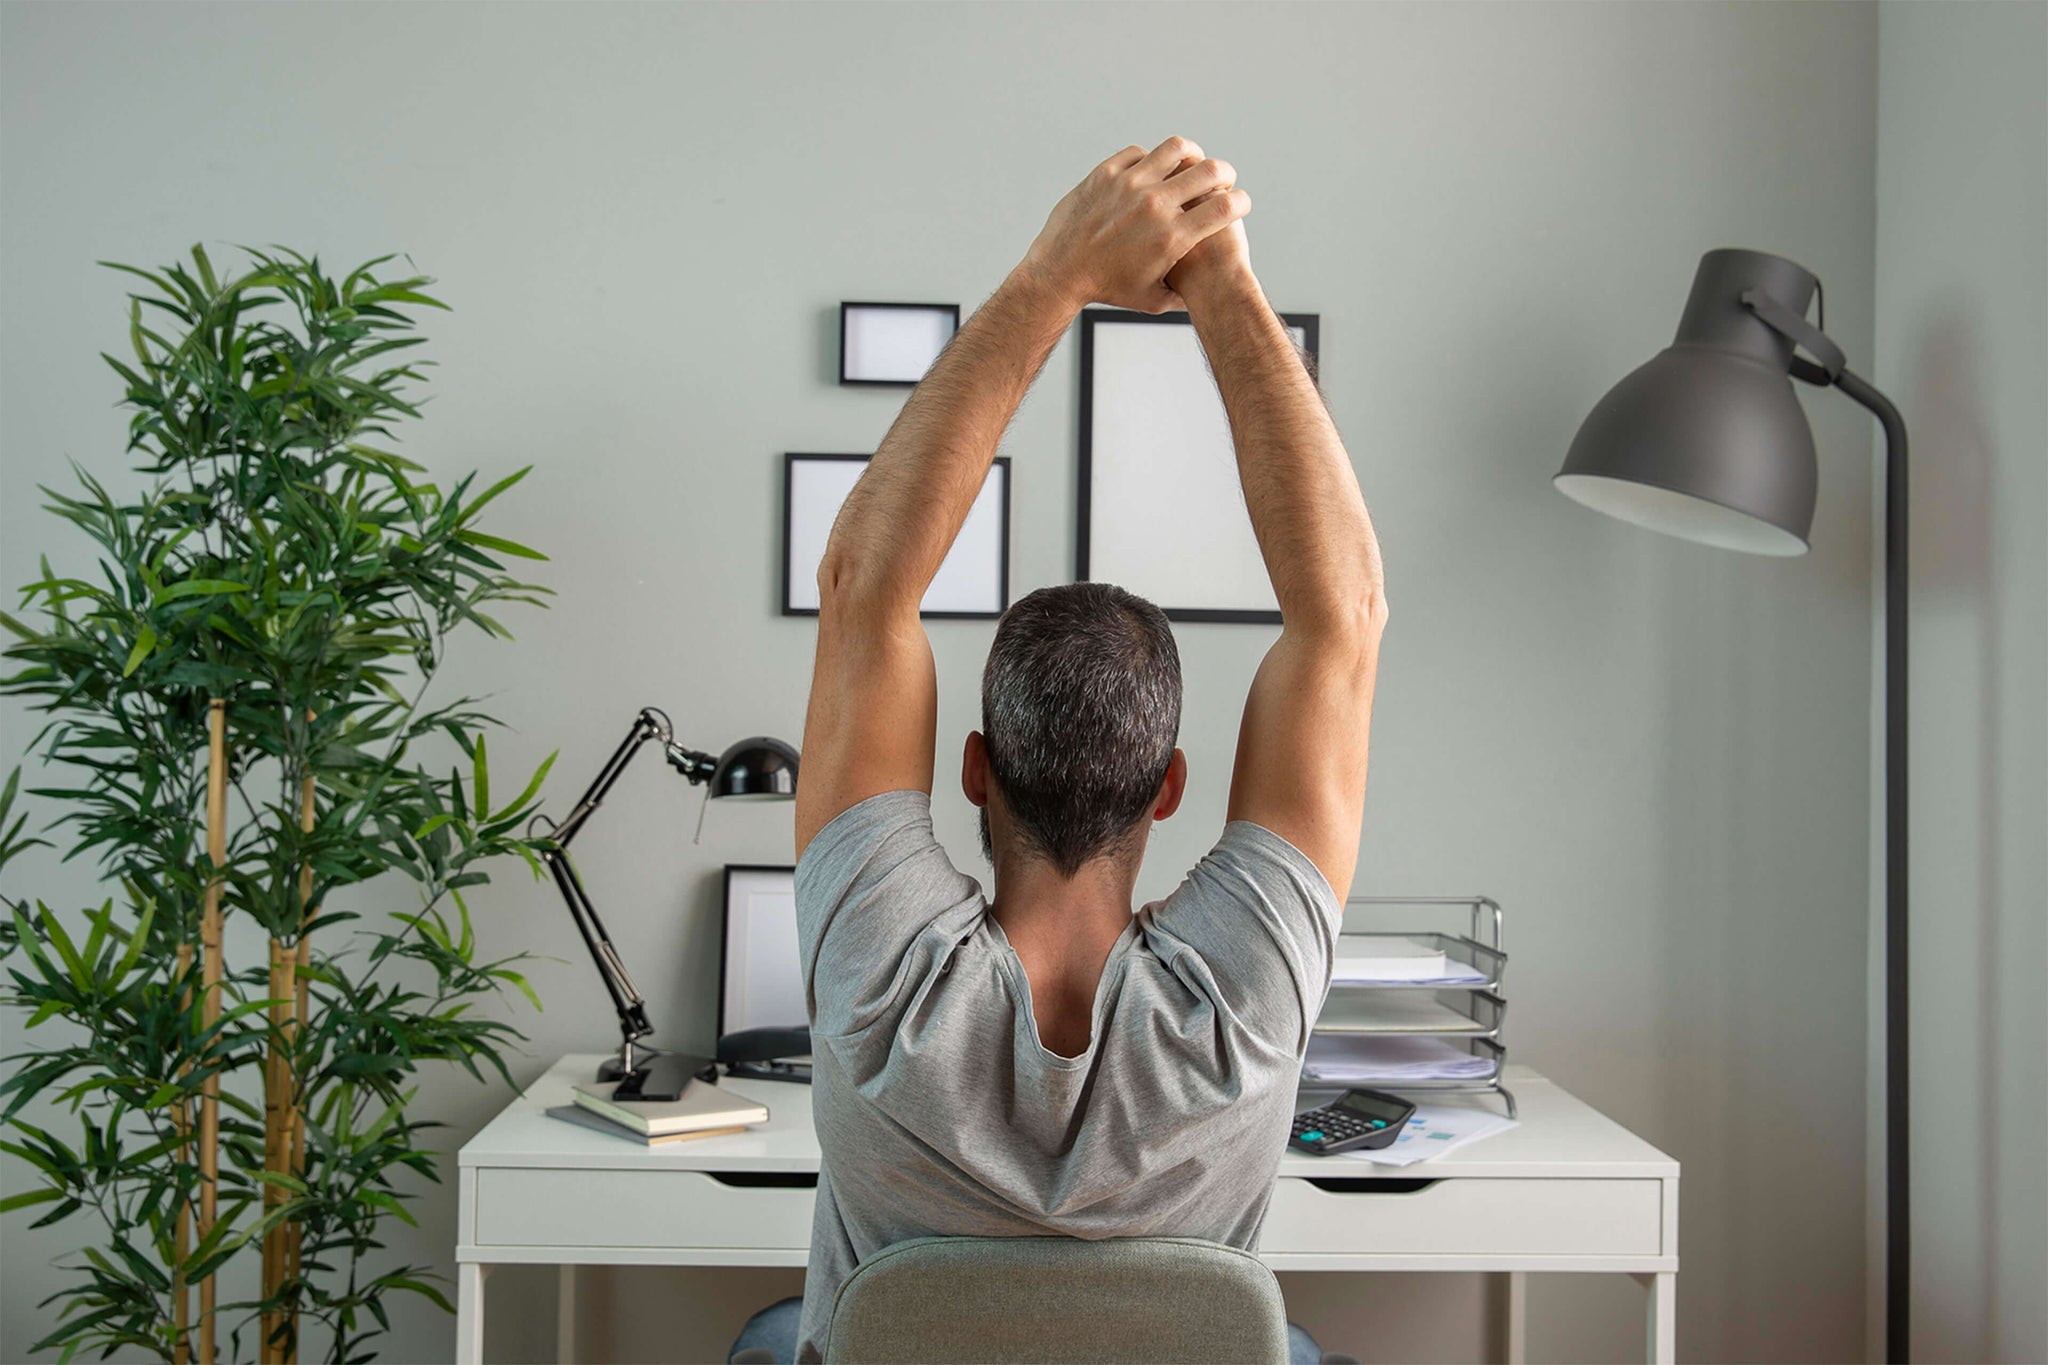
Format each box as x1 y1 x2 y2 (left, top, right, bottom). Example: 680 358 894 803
1152 748 1188 822
962 731 991 808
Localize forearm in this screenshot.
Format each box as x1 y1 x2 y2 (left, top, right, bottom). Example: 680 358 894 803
1183 269 1385 636
820 269 1074 607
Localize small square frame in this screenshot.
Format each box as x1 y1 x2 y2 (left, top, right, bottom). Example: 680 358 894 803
782 452 1011 618
839 301 961 386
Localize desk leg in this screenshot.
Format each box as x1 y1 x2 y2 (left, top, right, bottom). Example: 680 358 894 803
1631 1271 1675 1364
557 1265 578 1364
457 1263 488 1365
1495 1271 1526 1364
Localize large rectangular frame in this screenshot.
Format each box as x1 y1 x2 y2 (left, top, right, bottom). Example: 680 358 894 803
781 451 1011 619
1076 307 1320 624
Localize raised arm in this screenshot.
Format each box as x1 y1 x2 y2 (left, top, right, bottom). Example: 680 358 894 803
796 138 1250 858
1167 213 1388 901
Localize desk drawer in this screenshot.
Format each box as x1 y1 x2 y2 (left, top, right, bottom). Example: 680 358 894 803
474 1169 816 1249
1263 1177 1661 1257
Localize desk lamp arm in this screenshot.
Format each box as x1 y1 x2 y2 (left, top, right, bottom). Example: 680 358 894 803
530 707 721 1078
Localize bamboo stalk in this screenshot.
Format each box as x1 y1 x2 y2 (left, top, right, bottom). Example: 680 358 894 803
280 727 318 1365
197 699 227 1365
261 939 291 1365
173 941 194 1365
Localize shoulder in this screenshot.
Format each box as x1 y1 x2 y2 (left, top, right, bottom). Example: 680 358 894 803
1173 821 1342 919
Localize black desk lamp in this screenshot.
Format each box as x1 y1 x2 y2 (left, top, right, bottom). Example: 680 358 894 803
1555 247 1911 1362
529 707 798 1101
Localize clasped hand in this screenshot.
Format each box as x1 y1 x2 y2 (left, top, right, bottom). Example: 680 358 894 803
1020 136 1252 314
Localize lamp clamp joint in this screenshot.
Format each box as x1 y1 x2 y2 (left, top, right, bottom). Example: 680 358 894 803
1741 288 1845 387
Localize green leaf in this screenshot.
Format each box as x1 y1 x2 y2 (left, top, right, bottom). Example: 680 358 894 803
496 751 557 823
456 465 532 525
0 1187 63 1214
452 529 548 561
120 625 157 678
151 579 248 604
472 735 489 821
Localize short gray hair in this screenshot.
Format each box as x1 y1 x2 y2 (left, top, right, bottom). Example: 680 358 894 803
980 583 1182 875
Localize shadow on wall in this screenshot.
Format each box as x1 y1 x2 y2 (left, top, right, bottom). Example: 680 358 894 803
1904 306 2002 1359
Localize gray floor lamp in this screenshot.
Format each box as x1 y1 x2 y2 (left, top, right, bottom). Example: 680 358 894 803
1553 247 1911 1362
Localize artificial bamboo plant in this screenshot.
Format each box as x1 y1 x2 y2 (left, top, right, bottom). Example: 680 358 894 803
0 247 555 1363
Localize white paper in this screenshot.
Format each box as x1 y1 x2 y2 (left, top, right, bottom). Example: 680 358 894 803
1302 1033 1497 1082
1332 937 1487 985
786 457 1005 615
1335 1098 1518 1167
1085 318 1308 616
843 305 955 383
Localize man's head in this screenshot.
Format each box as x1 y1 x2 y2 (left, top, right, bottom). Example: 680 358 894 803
964 583 1186 877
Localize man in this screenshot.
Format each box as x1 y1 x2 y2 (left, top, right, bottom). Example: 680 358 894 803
736 137 1388 1364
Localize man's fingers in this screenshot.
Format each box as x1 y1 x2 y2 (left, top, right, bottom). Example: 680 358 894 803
1132 135 1203 182
1097 144 1147 177
1177 187 1252 244
1162 157 1236 209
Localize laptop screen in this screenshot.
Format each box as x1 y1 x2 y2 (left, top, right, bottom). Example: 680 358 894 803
719 865 807 1039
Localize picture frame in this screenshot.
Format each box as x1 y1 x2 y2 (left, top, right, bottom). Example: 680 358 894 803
782 452 1011 618
1076 307 1320 624
839 301 960 386
717 864 803 1039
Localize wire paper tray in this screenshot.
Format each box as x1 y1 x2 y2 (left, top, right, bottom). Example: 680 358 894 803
1301 1037 1517 1119
1320 897 1515 1118
1315 988 1505 1038
1329 933 1505 991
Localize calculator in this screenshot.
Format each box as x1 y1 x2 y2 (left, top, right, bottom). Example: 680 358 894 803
1288 1088 1418 1154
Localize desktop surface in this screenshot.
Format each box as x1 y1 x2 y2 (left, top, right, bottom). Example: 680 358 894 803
462 1055 1676 1181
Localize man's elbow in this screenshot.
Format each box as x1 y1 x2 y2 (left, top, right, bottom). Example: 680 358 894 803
816 548 910 619
1294 586 1388 655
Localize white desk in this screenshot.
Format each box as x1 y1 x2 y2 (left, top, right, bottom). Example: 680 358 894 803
457 1055 1677 1364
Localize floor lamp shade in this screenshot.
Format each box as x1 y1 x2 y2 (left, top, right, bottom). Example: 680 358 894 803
1555 248 1824 557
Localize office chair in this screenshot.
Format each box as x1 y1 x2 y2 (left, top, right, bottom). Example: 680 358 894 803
818 1234 1298 1364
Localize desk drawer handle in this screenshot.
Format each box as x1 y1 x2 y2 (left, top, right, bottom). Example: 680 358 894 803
706 1171 819 1190
1302 1177 1439 1195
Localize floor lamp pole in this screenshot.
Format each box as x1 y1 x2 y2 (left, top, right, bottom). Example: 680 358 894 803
1836 369 1910 1363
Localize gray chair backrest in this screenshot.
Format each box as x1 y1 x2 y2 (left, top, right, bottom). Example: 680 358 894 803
822 1235 1291 1364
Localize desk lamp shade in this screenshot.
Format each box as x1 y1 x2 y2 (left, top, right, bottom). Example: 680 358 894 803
712 736 800 799
1555 248 1822 557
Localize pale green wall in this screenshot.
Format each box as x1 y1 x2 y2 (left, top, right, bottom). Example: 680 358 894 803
1 3 1883 1361
1875 4 2048 1362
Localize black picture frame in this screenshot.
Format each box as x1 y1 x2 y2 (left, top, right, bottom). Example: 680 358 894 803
717 863 799 1040
781 452 1011 619
1076 307 1320 625
839 301 961 386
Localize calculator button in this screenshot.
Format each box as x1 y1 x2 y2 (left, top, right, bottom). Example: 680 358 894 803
1301 1130 1324 1142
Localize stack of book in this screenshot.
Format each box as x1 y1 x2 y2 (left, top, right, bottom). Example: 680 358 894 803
546 1077 769 1147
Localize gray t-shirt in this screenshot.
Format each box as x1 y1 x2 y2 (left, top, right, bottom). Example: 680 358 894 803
791 790 1340 1362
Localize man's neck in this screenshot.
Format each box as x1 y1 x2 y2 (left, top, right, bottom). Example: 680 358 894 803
987 847 1139 980
987 846 1139 1058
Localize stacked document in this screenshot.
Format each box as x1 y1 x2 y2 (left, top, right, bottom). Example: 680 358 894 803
1331 937 1488 986
1302 1033 1497 1084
